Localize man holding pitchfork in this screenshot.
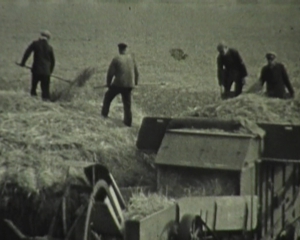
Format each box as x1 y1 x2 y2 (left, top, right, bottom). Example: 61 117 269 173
101 43 139 127
18 30 55 101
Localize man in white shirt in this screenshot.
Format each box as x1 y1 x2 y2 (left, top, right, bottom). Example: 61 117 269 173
101 43 139 127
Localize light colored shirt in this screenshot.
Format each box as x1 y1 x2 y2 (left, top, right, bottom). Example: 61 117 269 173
106 53 139 88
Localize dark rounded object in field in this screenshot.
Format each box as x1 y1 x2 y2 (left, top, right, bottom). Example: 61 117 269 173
169 48 188 61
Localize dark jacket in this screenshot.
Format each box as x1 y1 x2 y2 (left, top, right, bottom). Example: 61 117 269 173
21 39 55 76
260 62 294 99
107 53 139 88
217 48 248 86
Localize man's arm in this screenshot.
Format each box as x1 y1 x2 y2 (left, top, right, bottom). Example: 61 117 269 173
20 42 34 66
106 58 116 87
217 55 225 86
281 64 294 97
133 58 139 85
234 49 248 78
50 47 55 74
259 67 266 87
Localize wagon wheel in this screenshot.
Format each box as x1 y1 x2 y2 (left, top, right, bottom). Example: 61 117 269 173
82 180 123 240
178 214 219 240
82 180 106 240
176 214 202 240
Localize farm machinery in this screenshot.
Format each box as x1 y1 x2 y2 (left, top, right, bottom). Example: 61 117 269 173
136 117 300 240
3 117 300 240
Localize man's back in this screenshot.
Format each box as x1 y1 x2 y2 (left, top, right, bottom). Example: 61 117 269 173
107 53 138 88
217 48 247 78
22 39 55 75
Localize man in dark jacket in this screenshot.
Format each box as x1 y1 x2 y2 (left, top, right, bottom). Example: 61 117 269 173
101 43 139 127
217 42 248 98
259 52 294 99
20 30 55 101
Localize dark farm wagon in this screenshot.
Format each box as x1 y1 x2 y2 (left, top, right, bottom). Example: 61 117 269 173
136 117 300 240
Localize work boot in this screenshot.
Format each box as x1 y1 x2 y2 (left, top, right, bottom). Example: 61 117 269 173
123 121 131 127
101 113 108 119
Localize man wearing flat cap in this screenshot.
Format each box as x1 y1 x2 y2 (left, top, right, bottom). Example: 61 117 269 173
19 30 55 101
259 52 294 99
217 42 248 99
101 43 139 127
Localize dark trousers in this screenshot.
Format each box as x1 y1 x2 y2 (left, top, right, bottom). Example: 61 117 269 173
101 86 133 126
31 74 51 100
223 70 244 98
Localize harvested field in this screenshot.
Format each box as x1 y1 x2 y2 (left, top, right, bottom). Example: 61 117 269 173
0 0 300 237
0 90 155 236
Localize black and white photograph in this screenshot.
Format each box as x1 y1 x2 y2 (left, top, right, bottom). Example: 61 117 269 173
0 0 300 239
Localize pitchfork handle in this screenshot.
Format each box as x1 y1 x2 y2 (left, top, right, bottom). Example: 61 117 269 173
15 62 72 84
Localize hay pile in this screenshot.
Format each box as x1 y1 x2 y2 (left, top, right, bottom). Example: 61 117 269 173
183 93 300 124
124 192 175 221
0 90 155 236
0 91 154 191
157 167 239 199
51 67 96 102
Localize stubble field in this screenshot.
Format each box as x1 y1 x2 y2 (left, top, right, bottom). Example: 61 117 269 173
0 0 300 236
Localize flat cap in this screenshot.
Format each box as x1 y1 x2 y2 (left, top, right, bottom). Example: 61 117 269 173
266 52 276 60
118 43 127 49
217 41 227 51
40 30 51 39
